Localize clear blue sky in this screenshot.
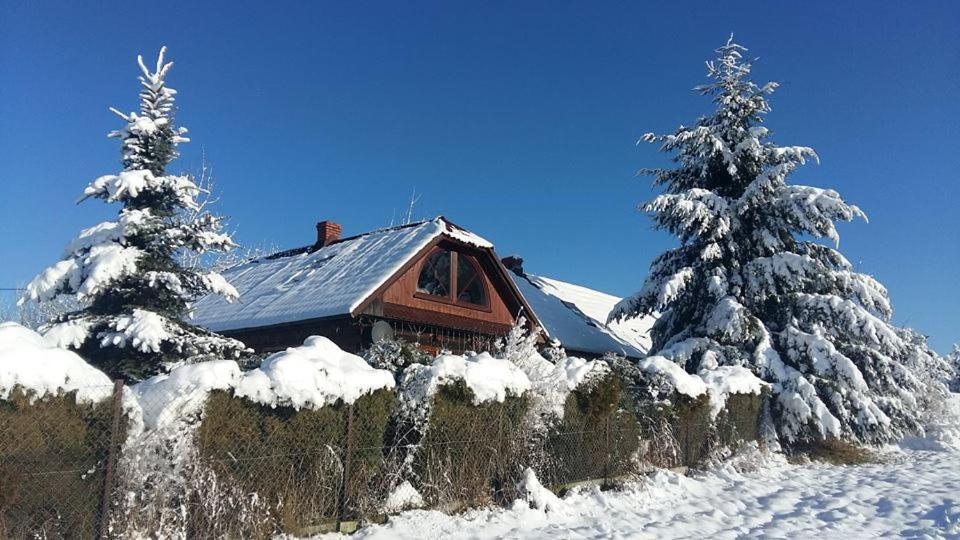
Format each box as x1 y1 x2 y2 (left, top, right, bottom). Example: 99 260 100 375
1 1 957 352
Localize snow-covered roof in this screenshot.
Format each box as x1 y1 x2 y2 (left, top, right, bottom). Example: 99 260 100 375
510 272 654 358
191 217 492 332
529 275 655 354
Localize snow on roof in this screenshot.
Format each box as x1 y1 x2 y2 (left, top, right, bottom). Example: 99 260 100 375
191 217 491 332
526 275 655 354
510 273 649 358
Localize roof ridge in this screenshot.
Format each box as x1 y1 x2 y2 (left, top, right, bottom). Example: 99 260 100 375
259 217 444 263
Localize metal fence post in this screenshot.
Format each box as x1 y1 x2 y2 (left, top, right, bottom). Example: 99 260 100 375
98 379 124 540
336 403 355 533
603 414 612 486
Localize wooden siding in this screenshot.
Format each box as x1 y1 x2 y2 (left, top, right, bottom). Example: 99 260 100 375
223 316 362 354
374 242 517 331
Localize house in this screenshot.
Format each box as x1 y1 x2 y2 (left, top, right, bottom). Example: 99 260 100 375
191 217 652 359
503 256 652 358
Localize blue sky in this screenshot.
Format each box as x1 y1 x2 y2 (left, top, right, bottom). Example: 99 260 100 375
1 1 957 352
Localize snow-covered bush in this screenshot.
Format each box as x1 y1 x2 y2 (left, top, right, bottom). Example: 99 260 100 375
610 355 709 467
114 336 396 537
508 346 643 485
611 37 950 447
363 337 432 377
113 360 245 537
608 352 768 468
381 481 425 514
19 47 247 381
495 316 541 367
393 352 531 509
0 323 134 539
0 322 116 403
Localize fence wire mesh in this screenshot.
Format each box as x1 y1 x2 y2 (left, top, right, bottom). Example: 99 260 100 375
0 384 118 539
0 380 760 539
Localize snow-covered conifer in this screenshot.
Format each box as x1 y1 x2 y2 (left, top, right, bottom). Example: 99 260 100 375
611 37 950 445
20 47 248 380
948 344 960 392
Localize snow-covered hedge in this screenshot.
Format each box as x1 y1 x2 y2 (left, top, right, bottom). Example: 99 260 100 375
394 352 531 509
511 350 642 486
116 336 397 537
0 322 776 535
0 322 115 404
611 354 768 468
0 323 127 539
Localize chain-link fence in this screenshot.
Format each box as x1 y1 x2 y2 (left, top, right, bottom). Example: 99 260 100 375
0 382 122 539
0 379 762 539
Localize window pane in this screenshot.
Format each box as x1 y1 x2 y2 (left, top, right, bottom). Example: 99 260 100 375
457 256 486 305
417 250 451 297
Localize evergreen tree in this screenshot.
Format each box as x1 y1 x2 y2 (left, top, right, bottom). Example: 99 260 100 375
948 344 960 392
611 37 949 445
20 47 248 381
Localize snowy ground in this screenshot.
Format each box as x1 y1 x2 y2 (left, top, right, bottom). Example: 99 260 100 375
318 446 960 539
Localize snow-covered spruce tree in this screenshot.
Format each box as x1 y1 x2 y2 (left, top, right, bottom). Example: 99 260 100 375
19 47 248 381
610 37 949 446
948 344 960 392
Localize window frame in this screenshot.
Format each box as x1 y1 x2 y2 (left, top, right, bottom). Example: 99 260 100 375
414 247 491 311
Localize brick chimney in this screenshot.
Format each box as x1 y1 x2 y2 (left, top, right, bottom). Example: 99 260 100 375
315 220 342 248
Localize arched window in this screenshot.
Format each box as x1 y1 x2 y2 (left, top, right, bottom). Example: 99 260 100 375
416 249 451 297
456 255 486 306
416 248 488 308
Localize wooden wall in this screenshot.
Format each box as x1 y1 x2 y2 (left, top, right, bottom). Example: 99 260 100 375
224 316 362 354
372 246 517 332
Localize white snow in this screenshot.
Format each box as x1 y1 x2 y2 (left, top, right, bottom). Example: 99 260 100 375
19 259 80 304
638 355 708 398
62 209 151 256
133 359 241 429
382 481 426 514
439 218 493 249
22 243 143 304
99 308 170 353
201 271 239 302
699 365 767 418
42 317 94 349
517 468 565 513
515 351 609 419
83 169 157 202
78 244 142 297
81 170 200 210
0 322 114 404
191 217 489 332
131 335 395 427
527 274 656 354
403 352 531 406
315 445 960 539
511 273 645 358
234 335 395 410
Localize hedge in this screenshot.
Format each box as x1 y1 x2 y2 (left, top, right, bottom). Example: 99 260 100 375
539 373 643 488
409 381 528 511
0 388 117 539
715 391 765 448
636 392 713 468
194 388 395 537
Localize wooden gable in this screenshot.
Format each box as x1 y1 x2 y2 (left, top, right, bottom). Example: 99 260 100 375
354 237 536 336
